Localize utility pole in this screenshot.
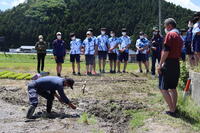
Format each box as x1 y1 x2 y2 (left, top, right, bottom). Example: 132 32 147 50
159 0 162 34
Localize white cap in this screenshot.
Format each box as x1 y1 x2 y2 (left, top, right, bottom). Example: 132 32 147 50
56 32 62 35
86 31 92 35
38 35 43 39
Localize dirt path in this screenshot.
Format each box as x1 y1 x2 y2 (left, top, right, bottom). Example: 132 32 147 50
0 73 199 133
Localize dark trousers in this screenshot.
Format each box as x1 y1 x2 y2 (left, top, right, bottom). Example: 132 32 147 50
37 90 55 113
37 53 46 73
151 54 161 75
28 82 55 113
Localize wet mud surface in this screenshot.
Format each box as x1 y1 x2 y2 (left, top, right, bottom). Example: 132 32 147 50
0 74 148 133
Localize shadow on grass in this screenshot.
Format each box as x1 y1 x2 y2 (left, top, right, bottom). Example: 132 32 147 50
175 107 199 125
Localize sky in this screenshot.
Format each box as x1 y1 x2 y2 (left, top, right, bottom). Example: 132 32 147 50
0 0 199 11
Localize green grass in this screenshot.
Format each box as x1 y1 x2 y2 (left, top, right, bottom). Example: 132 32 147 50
177 92 200 131
125 110 155 129
0 53 139 74
78 112 97 125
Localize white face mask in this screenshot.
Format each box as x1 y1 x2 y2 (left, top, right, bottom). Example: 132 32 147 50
140 36 144 39
122 32 126 36
71 37 76 40
153 31 158 35
188 23 193 28
110 33 115 37
165 28 169 34
39 38 43 42
57 35 62 40
101 31 106 35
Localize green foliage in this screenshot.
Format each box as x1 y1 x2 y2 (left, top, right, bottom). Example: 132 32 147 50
125 110 154 129
9 73 23 79
24 74 34 80
0 71 33 80
0 71 9 76
78 112 97 125
178 62 189 90
16 73 31 80
177 93 200 130
0 72 15 78
0 0 193 50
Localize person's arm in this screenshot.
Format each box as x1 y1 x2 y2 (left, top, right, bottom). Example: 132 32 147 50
54 92 64 103
52 41 57 59
122 38 131 52
95 44 98 56
63 41 67 59
57 87 76 109
44 41 48 50
35 42 39 51
82 41 85 54
157 34 171 74
136 40 143 51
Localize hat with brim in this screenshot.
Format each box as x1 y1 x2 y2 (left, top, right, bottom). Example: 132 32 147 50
88 28 93 32
139 31 144 35
153 27 159 31
56 32 62 35
70 32 75 37
86 31 92 35
101 28 107 31
122 28 127 32
65 78 74 89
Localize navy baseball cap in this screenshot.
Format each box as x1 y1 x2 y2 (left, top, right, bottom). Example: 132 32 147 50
65 78 74 89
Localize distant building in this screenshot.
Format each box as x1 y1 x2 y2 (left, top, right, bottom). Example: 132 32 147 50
19 46 36 53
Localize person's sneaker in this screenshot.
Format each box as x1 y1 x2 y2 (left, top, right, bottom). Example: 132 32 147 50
165 111 176 117
92 71 97 75
123 70 126 73
26 105 36 119
140 70 143 73
113 70 116 73
110 70 113 73
102 70 105 73
87 72 92 76
57 73 61 77
77 72 81 76
72 72 76 75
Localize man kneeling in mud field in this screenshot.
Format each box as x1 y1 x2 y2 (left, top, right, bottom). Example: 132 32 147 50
26 76 76 119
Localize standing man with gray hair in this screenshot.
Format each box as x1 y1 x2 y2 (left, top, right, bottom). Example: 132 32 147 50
157 18 183 117
35 35 47 73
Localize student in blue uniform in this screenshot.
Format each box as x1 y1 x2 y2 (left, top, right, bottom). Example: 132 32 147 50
180 29 187 62
88 28 98 75
118 28 131 73
82 31 98 75
97 28 109 73
108 31 119 73
192 12 200 65
52 32 66 77
26 76 76 119
69 33 82 75
185 20 195 66
136 32 149 73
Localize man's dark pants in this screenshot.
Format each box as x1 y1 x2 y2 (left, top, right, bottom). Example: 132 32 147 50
28 82 55 113
37 53 46 73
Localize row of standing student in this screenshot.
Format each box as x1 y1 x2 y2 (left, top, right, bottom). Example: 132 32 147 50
35 28 131 76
